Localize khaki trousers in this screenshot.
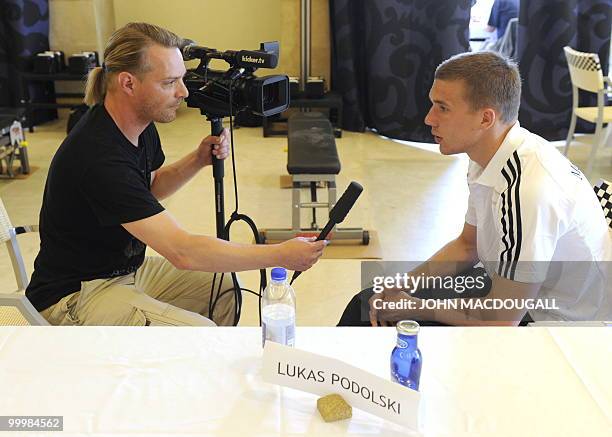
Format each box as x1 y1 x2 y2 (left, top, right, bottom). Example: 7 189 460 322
40 257 237 326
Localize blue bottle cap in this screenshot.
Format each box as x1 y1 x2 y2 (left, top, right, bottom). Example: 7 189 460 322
271 267 287 281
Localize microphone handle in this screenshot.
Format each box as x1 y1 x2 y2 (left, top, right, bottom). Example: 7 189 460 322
290 220 336 285
316 221 335 241
290 270 302 285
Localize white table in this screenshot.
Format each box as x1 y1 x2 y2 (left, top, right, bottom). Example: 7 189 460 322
0 327 610 436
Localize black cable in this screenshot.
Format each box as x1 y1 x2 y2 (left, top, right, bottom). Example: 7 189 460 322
215 286 241 301
240 288 261 298
208 271 218 320
220 211 267 325
228 83 239 214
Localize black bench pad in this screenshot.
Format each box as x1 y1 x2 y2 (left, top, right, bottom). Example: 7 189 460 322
287 112 341 175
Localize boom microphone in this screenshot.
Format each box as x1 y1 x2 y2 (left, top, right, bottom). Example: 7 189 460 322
290 181 363 285
181 40 278 69
181 40 214 61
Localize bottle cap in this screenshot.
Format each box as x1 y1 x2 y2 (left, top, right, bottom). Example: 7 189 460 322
271 267 287 281
396 320 420 336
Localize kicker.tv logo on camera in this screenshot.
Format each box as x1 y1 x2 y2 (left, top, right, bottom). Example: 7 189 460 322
241 55 265 64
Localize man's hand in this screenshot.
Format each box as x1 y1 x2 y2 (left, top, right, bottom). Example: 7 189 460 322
197 128 230 167
368 288 425 326
277 237 328 272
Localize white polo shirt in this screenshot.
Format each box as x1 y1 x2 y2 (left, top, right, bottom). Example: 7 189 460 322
466 122 611 321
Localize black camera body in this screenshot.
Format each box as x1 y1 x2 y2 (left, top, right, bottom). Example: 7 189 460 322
182 41 289 119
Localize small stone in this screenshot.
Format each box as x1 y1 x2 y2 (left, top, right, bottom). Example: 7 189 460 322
317 394 352 422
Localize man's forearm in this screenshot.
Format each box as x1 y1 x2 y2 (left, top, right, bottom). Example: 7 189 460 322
173 233 282 272
414 300 519 326
151 150 204 200
407 237 479 290
405 274 540 326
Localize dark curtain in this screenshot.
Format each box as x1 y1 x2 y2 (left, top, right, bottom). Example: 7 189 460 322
517 0 611 140
0 0 56 123
330 0 471 142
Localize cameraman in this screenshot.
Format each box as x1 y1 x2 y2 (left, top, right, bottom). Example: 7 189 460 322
26 22 326 326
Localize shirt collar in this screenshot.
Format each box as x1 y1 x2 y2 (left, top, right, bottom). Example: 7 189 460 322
99 103 147 154
468 121 524 188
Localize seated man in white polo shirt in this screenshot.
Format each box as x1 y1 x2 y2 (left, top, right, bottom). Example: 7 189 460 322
339 51 611 326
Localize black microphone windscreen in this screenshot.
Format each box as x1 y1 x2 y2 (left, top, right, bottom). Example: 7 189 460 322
329 181 363 224
181 39 195 49
181 41 214 61
180 39 196 60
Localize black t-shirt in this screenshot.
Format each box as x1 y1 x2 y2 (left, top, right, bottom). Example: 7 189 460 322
26 104 165 311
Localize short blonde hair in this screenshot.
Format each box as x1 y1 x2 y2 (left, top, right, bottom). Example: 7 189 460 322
84 22 183 106
435 51 521 124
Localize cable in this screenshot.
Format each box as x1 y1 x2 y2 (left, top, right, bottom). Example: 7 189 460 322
240 288 261 298
228 84 239 214
208 270 218 320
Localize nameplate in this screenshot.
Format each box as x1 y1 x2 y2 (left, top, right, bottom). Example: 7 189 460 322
262 341 420 430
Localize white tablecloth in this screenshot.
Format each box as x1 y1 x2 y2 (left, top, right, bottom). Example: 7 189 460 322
0 327 610 436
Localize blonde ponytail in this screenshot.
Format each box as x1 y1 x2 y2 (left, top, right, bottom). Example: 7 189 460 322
84 66 106 106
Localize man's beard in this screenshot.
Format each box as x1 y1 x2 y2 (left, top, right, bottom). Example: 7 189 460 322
156 107 178 123
139 99 179 123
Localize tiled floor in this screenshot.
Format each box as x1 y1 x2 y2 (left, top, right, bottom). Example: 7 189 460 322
1 108 610 325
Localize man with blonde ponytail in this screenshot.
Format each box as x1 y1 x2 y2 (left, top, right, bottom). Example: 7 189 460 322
26 22 326 326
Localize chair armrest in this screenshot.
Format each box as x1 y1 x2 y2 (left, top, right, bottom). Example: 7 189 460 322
0 291 50 326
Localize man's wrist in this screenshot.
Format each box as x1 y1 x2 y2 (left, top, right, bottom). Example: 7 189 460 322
267 244 285 269
196 150 209 168
415 299 435 321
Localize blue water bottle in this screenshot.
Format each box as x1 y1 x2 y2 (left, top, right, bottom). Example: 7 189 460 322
390 320 422 391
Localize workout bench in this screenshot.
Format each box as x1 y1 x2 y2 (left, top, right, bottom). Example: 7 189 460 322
261 112 368 245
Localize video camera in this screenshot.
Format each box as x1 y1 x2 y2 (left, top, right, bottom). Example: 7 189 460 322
180 41 290 325
182 40 289 119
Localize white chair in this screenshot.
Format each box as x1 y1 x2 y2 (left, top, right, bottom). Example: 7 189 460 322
497 17 518 59
0 198 48 325
479 18 518 59
563 46 612 176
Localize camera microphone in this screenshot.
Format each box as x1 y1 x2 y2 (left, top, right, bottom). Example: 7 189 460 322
290 181 363 285
181 39 278 69
181 40 214 61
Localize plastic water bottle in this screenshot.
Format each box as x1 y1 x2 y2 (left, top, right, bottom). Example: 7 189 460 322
262 267 296 347
390 320 422 390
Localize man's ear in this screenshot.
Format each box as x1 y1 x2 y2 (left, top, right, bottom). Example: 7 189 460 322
116 72 137 96
481 107 496 130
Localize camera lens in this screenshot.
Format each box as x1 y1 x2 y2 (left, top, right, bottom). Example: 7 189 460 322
262 82 279 108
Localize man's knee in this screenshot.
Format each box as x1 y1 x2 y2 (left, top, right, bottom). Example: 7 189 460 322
338 288 374 326
78 295 147 326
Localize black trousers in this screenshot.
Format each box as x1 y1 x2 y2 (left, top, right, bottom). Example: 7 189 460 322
337 267 533 326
